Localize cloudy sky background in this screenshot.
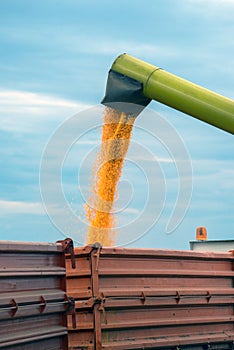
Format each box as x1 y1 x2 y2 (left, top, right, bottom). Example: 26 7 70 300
0 0 233 249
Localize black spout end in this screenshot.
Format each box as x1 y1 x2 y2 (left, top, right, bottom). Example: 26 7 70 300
101 70 151 116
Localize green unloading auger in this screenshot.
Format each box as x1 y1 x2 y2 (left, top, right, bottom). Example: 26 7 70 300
102 53 234 134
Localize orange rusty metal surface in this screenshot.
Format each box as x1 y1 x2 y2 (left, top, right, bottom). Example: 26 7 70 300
66 245 234 350
0 239 75 349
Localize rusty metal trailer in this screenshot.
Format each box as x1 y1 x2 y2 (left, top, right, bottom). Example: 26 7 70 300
0 238 75 349
66 244 234 349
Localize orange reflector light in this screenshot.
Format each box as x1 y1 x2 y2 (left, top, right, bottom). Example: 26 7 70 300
196 226 207 241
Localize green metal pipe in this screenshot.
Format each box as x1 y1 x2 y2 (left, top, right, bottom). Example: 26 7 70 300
109 53 234 134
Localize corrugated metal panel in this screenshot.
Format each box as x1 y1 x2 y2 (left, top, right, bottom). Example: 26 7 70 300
66 245 234 350
0 238 75 349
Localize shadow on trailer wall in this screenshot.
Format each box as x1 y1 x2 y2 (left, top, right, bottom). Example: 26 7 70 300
66 245 234 350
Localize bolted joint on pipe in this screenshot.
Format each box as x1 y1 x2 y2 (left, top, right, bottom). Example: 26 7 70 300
101 53 234 134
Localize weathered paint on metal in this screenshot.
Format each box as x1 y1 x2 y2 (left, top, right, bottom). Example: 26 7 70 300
0 239 75 349
66 246 234 350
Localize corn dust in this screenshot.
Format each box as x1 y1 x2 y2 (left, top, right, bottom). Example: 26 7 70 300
85 107 135 246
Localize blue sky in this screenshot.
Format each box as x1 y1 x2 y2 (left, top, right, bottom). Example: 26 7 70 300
0 0 233 249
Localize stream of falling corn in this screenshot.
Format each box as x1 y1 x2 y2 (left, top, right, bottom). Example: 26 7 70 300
85 107 135 246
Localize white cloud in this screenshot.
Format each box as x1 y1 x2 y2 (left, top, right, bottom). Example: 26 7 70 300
76 140 99 145
183 0 234 23
192 160 234 189
0 89 89 133
0 200 45 215
1 26 177 59
57 33 177 59
131 154 176 163
81 41 176 58
188 0 234 4
123 207 141 215
0 90 79 108
186 0 234 14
